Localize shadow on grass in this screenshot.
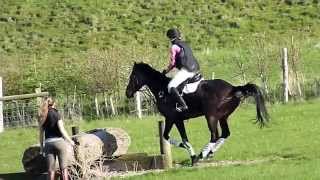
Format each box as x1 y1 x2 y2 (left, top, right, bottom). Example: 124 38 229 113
0 172 46 180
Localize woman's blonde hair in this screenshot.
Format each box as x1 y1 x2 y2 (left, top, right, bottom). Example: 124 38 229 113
39 97 55 126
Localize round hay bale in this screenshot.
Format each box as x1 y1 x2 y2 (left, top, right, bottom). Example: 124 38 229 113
22 143 74 174
74 128 130 162
22 127 130 174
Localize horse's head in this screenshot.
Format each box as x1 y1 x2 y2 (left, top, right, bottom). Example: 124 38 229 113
126 62 148 98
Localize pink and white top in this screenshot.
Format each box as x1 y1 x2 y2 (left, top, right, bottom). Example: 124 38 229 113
168 44 181 70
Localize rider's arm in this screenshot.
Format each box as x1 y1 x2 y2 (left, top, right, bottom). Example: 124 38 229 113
165 45 181 73
57 120 75 146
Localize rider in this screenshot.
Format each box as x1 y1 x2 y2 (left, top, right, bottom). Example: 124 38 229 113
163 28 200 112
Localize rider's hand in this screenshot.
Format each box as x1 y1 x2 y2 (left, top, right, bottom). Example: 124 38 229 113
39 148 45 157
162 69 168 75
69 140 75 146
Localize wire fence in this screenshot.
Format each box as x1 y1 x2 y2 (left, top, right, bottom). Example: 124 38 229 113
3 99 38 127
2 89 157 128
265 78 320 103
1 78 320 129
2 98 80 128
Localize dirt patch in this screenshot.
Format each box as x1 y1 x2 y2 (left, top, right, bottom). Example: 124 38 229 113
108 156 286 178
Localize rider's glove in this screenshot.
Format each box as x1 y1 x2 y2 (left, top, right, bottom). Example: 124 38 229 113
162 69 168 75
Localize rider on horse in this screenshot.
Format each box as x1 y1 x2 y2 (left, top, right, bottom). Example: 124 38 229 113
163 28 200 112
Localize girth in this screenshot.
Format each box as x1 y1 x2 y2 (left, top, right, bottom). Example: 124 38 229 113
185 73 202 84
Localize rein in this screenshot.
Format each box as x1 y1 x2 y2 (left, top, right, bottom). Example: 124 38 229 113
137 86 157 106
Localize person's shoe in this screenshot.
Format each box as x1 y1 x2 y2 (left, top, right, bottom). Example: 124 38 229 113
170 87 188 112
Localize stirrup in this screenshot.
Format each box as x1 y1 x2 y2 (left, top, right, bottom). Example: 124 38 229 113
176 103 188 112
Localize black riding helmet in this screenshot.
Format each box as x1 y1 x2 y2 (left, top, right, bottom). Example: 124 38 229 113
166 28 181 41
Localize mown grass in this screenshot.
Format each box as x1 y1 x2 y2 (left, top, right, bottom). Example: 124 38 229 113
1 0 320 54
123 159 320 180
0 99 320 180
1 1 319 95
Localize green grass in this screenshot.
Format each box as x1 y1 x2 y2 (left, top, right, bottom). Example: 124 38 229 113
123 159 320 180
1 100 320 179
0 1 320 95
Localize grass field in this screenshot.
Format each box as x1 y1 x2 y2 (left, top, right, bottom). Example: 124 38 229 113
0 99 320 179
1 1 320 96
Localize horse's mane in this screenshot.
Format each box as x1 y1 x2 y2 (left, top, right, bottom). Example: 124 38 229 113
134 62 170 85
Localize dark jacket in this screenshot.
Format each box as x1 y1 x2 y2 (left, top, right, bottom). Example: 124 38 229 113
173 40 200 72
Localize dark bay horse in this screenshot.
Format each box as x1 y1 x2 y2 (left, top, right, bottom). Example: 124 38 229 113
126 62 269 165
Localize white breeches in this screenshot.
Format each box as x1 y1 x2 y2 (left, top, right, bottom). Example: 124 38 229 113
168 68 195 93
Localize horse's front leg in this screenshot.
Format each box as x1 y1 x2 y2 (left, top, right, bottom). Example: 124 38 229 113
163 118 174 141
163 118 184 147
174 120 197 165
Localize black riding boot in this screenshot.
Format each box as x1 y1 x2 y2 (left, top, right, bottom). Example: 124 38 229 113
170 87 188 112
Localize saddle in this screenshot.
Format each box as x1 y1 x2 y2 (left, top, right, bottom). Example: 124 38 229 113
177 73 203 95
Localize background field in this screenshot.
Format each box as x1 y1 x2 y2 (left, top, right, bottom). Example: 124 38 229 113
1 100 320 179
0 1 319 179
0 0 319 96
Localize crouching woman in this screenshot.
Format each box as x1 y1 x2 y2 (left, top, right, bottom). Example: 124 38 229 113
39 97 75 180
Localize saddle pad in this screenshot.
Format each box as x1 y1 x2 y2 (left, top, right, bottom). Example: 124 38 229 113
183 78 204 94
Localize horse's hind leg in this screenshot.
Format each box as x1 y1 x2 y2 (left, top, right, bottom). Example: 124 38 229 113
220 117 230 139
200 115 219 159
209 117 230 157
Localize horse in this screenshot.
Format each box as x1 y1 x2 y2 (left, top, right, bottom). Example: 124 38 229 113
125 62 269 165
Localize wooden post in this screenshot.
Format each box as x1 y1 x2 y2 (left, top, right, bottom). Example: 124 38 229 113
95 93 100 117
0 87 48 129
35 88 42 123
35 86 42 101
110 96 116 116
158 121 164 155
282 48 289 103
135 91 142 119
72 85 77 115
72 126 79 135
158 121 172 169
0 77 3 133
317 79 320 97
0 92 49 101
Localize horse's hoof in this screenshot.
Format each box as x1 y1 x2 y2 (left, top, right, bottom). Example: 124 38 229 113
191 155 199 166
207 150 213 158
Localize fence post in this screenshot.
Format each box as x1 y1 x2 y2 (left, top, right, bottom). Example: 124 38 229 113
94 93 100 117
282 48 289 103
72 126 79 135
35 87 43 125
104 93 109 115
158 120 172 169
135 91 142 119
110 96 116 116
0 77 3 133
35 87 42 111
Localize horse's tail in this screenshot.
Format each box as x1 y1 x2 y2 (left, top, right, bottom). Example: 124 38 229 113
234 83 270 127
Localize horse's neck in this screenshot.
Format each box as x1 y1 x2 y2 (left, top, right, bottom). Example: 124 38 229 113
143 74 168 100
145 81 166 97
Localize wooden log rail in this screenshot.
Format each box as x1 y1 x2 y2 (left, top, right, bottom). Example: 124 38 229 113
0 92 49 101
0 76 49 133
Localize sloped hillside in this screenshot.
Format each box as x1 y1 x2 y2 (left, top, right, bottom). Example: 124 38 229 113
0 0 319 94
